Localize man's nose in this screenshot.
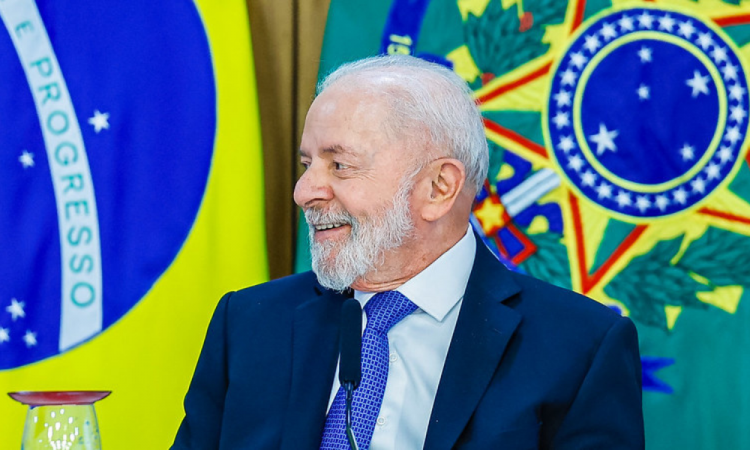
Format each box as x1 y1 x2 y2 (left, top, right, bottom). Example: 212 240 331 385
294 165 333 208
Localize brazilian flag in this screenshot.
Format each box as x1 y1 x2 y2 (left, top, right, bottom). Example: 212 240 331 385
303 1 750 448
0 0 267 447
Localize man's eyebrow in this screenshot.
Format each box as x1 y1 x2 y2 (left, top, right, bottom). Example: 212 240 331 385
299 145 356 158
322 144 355 156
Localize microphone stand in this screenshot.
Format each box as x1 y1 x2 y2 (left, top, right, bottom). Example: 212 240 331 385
343 381 359 450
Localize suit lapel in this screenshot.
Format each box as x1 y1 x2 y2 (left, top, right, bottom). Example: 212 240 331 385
424 238 522 450
280 284 346 450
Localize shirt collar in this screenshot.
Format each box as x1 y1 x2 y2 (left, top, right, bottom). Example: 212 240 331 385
355 226 476 322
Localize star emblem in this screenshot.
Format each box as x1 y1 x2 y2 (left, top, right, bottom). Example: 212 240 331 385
673 187 688 204
569 52 588 69
88 110 110 133
655 195 670 211
638 12 655 29
560 69 577 86
637 84 650 100
730 105 746 123
583 34 601 53
0 327 9 343
6 298 25 321
23 330 37 348
618 15 635 31
678 20 696 38
558 136 576 153
729 83 746 101
596 182 613 199
658 15 676 32
552 112 570 129
615 190 632 207
711 46 728 63
696 32 713 50
637 46 652 63
723 63 739 81
567 154 584 171
554 90 572 107
686 70 711 97
18 150 35 168
589 123 619 155
679 144 695 161
636 195 652 212
600 23 617 40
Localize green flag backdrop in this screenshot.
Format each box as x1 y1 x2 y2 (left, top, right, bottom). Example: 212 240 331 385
298 0 750 448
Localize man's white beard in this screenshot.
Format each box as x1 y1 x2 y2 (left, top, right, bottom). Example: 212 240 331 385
305 180 415 292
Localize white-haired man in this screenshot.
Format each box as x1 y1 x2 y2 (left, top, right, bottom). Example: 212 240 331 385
173 55 644 450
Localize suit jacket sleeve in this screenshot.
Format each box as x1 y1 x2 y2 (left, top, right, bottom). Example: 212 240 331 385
551 316 644 449
171 292 232 449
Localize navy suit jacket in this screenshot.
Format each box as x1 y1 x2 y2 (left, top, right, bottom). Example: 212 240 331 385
172 237 644 449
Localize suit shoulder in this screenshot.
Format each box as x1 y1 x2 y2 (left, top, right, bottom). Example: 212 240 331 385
224 271 322 312
507 270 624 331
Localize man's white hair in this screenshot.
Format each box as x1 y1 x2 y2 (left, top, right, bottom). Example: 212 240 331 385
317 55 489 193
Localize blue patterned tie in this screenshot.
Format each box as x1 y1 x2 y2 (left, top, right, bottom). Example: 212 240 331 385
320 291 418 450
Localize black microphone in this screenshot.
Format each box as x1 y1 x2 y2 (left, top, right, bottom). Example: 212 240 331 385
339 298 362 450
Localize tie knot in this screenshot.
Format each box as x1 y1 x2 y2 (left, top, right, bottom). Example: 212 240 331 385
363 291 417 335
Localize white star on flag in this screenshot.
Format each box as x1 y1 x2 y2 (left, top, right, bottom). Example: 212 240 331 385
589 123 619 155
679 144 695 161
0 327 9 343
581 170 597 187
635 195 651 212
678 21 696 38
615 191 632 207
718 146 733 163
638 12 654 29
569 52 588 69
724 126 741 144
673 187 688 204
730 105 746 123
88 110 110 133
23 330 37 348
584 34 601 53
596 182 612 199
560 69 577 86
554 90 572 107
729 83 746 101
618 15 635 31
552 112 570 129
705 163 721 180
19 150 35 168
637 46 652 63
658 15 676 32
722 63 738 81
600 23 617 40
558 136 576 153
711 46 728 63
686 71 711 97
6 298 25 321
637 84 650 100
567 154 584 172
696 32 713 50
655 195 670 211
691 178 706 194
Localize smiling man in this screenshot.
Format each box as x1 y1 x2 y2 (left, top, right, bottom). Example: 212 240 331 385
172 55 644 450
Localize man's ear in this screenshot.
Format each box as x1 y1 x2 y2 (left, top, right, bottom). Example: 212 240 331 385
421 158 466 222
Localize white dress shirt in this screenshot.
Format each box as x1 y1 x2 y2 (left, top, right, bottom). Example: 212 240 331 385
327 226 476 449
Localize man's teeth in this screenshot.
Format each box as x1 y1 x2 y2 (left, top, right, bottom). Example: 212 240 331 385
315 223 345 231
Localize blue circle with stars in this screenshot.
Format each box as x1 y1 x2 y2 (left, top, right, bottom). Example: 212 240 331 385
546 7 749 219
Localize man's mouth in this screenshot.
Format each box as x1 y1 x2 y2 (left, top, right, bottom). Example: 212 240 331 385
314 223 347 231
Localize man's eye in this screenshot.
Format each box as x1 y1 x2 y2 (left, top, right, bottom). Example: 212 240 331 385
300 161 310 169
334 162 349 170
